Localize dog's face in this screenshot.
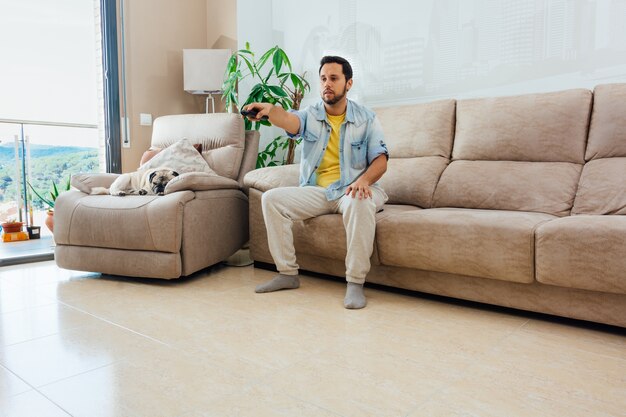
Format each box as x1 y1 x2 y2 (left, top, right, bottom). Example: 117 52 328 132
146 169 179 195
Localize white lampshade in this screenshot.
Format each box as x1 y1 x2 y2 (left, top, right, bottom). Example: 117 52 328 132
183 49 231 94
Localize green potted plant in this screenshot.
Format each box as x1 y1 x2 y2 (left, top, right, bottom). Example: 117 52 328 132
27 176 71 232
222 42 310 167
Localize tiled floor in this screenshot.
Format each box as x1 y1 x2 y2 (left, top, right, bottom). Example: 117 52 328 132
0 261 624 417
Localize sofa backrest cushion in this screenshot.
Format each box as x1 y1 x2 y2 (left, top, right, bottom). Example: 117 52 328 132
572 158 626 215
374 99 455 207
433 89 592 216
585 83 626 160
434 161 581 217
151 113 245 180
572 83 626 215
451 89 591 163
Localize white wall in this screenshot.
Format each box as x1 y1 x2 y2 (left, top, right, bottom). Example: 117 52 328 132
239 0 626 111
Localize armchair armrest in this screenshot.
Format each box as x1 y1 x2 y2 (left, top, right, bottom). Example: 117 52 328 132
243 164 300 192
71 173 120 194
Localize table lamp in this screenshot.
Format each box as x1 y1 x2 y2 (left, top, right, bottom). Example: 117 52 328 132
183 49 231 113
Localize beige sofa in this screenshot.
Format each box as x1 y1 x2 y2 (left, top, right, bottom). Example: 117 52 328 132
54 113 259 279
244 84 626 328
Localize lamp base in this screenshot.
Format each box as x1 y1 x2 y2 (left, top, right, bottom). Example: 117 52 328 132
205 94 215 113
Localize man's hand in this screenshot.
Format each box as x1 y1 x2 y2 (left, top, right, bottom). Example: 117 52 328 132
242 103 274 122
242 103 300 135
345 154 388 199
346 176 372 199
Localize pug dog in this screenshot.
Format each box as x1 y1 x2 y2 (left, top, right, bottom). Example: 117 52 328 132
91 168 179 196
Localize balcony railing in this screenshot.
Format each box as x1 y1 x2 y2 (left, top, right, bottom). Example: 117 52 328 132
0 118 100 231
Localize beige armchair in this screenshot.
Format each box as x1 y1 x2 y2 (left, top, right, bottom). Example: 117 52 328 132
54 113 259 279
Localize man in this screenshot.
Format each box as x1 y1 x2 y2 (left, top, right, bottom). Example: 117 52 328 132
243 56 388 309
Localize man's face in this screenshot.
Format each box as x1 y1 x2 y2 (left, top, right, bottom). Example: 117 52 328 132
319 63 352 105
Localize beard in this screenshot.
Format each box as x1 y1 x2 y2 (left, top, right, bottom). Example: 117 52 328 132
322 85 348 105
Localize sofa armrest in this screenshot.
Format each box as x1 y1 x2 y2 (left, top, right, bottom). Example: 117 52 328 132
164 172 240 194
71 173 120 194
243 164 300 192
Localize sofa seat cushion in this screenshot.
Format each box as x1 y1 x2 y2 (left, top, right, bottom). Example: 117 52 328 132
536 216 626 294
54 190 195 253
293 204 420 262
376 208 556 283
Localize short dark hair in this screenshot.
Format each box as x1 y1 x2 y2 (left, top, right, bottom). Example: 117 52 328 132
319 56 353 81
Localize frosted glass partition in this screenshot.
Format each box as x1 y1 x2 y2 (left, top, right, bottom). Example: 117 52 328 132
239 0 626 109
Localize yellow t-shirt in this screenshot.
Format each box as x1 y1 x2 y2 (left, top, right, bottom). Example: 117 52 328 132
316 112 345 187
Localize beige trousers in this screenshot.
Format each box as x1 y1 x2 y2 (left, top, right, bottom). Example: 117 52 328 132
261 186 388 284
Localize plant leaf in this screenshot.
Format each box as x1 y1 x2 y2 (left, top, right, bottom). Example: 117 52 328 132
226 54 237 74
26 182 54 208
279 48 292 71
239 54 255 77
290 73 302 92
268 85 288 97
258 47 275 70
263 67 274 84
272 50 283 74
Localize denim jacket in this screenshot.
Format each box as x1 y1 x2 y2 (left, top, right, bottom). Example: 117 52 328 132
288 99 389 201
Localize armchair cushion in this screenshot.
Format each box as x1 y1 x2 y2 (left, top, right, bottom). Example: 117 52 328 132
151 113 245 180
140 138 216 175
140 143 203 166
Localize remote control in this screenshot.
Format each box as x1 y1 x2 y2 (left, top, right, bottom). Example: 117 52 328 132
240 109 269 121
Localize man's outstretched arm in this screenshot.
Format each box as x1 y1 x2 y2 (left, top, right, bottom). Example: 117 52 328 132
243 103 301 136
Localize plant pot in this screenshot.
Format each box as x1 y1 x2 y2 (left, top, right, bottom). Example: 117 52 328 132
27 226 41 239
45 211 54 233
1 222 24 233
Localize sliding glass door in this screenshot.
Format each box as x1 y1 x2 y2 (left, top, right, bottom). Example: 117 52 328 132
0 1 105 245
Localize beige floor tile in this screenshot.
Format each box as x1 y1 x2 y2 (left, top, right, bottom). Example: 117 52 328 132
39 344 246 417
186 306 329 372
0 365 31 400
373 294 529 332
0 279 56 314
184 384 343 417
0 319 161 387
407 389 619 417
310 320 485 385
2 261 624 417
261 349 447 417
520 318 626 361
0 303 102 346
36 273 156 305
430 326 626 417
1 261 98 287
0 389 71 417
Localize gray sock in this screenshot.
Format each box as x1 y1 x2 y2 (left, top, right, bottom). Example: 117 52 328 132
255 273 300 293
344 282 366 309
